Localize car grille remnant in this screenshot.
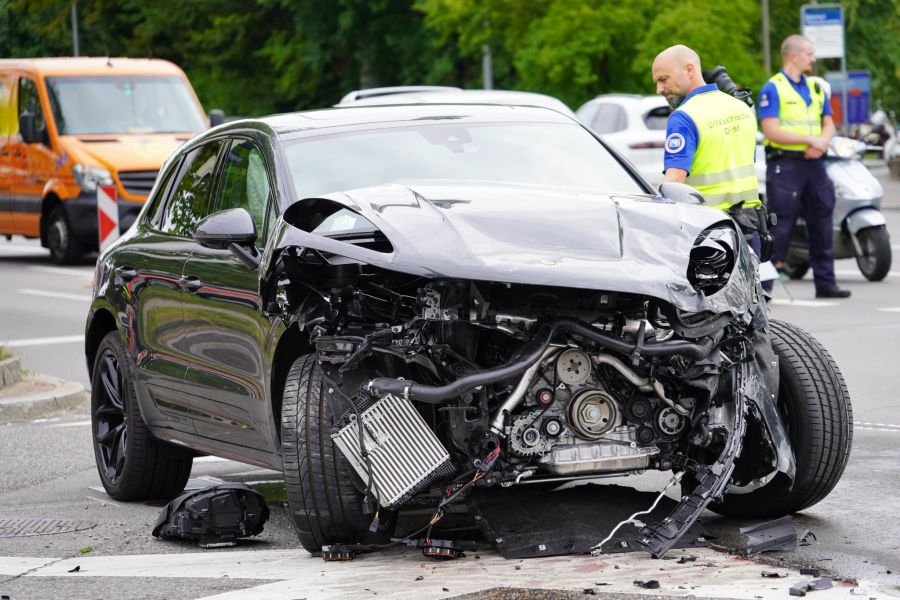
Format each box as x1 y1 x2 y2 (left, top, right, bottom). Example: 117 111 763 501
332 393 455 508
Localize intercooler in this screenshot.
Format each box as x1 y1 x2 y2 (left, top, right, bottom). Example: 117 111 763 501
332 393 455 508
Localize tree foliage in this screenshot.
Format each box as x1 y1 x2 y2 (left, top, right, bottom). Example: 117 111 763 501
1 0 898 117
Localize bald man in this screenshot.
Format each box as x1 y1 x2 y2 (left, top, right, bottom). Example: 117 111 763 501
652 45 764 250
759 35 848 298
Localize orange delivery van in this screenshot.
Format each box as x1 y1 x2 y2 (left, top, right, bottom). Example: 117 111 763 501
0 58 212 263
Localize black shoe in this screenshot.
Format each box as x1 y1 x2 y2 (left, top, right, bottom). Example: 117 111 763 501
815 285 851 298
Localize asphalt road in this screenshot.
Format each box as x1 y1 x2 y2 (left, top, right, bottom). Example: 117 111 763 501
1 169 900 599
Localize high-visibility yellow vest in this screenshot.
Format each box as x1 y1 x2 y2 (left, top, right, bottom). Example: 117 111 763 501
677 90 761 210
763 72 825 151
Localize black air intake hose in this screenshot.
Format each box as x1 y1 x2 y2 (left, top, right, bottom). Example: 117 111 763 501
367 319 713 404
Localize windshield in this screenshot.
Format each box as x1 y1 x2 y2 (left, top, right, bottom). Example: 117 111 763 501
283 121 645 200
46 76 207 135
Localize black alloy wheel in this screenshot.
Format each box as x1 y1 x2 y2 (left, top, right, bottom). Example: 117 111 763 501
90 331 193 501
94 349 127 483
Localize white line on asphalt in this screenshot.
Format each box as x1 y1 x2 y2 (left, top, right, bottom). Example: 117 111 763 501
49 420 91 428
4 334 85 347
856 426 900 433
19 288 91 301
835 269 900 277
877 307 900 313
0 244 45 255
27 265 94 278
193 456 232 463
86 495 121 509
769 299 840 307
857 421 900 428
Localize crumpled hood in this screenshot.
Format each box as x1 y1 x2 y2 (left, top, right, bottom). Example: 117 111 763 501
61 134 190 171
272 183 755 314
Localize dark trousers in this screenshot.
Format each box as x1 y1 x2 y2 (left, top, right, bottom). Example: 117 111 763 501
766 156 836 291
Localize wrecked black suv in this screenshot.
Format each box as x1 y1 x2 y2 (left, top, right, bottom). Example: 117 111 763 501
85 104 852 557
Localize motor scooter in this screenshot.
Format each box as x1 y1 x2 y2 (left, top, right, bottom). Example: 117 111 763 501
780 136 891 282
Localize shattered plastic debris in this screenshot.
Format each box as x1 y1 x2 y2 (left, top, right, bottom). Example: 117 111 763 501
634 580 661 589
809 579 833 591
740 516 798 553
761 571 786 578
799 568 821 577
789 578 834 596
67 565 80 573
799 530 818 546
583 588 597 595
678 555 697 564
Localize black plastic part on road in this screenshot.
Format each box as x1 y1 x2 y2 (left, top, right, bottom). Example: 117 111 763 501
469 483 707 559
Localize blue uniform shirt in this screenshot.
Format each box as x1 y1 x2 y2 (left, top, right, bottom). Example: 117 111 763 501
662 83 718 174
757 70 833 120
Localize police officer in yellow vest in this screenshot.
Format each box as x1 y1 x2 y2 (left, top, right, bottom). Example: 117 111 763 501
652 46 766 253
759 35 850 298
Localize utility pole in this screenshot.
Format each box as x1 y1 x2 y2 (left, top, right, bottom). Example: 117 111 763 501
482 43 493 90
762 0 771 73
71 1 80 57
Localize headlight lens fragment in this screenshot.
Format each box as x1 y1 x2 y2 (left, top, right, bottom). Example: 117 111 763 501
688 226 737 295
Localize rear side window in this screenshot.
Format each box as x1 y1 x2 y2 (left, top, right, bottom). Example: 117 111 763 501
644 106 672 130
590 103 627 134
158 141 224 237
18 77 46 133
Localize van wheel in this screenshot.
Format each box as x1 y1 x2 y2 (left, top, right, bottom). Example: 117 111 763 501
47 206 83 265
91 331 193 500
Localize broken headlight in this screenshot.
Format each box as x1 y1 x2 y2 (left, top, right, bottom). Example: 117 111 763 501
688 226 737 295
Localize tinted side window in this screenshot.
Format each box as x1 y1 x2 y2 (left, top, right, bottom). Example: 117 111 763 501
159 141 223 237
216 139 271 243
145 157 183 227
590 103 627 134
18 77 45 132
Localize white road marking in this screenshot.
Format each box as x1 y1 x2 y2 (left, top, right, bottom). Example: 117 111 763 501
27 265 94 278
857 422 900 428
877 307 900 313
86 495 121 509
835 269 900 278
193 456 232 463
856 426 900 433
49 420 91 428
769 299 840 307
0 547 869 600
4 334 85 347
0 244 45 255
19 288 91 302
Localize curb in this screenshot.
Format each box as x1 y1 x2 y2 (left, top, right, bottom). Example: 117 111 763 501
1 355 22 388
0 374 89 423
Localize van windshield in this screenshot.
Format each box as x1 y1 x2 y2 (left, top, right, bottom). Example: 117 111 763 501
46 76 207 135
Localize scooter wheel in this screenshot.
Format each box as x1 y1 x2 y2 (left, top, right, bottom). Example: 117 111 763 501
855 226 891 282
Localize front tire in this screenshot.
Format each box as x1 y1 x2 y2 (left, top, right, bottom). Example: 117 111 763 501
855 226 891 282
90 331 193 501
782 257 810 280
47 205 83 265
281 354 395 552
712 319 853 518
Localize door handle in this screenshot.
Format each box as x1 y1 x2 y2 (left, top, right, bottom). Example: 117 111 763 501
114 266 137 281
181 275 203 293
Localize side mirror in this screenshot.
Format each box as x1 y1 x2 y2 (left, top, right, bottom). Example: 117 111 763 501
209 109 225 128
658 182 705 205
19 112 37 144
194 208 260 268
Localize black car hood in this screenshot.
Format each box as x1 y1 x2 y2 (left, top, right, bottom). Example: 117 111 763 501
271 183 755 314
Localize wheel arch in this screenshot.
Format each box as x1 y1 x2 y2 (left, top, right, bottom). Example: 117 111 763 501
269 324 312 442
85 306 120 381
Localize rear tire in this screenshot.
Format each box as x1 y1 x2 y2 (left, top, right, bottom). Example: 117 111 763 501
782 257 809 280
712 319 852 518
855 226 891 282
90 331 193 501
281 354 395 552
47 205 83 265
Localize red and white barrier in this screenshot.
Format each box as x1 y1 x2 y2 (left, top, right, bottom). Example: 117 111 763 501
97 184 119 252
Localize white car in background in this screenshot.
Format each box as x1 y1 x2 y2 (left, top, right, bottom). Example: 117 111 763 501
338 86 577 119
576 94 766 192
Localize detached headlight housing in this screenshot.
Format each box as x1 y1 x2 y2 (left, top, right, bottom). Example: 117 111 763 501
688 226 737 295
73 163 113 193
829 137 865 160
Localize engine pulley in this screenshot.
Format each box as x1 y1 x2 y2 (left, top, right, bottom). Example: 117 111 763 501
556 348 592 386
568 389 619 440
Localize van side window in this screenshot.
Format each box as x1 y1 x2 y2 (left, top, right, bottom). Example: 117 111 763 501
158 141 224 237
216 139 272 245
18 78 45 132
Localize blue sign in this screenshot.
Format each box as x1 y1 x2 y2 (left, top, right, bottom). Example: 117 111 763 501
826 71 871 125
802 6 842 26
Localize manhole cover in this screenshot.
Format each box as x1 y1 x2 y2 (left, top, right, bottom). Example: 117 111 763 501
0 518 96 538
